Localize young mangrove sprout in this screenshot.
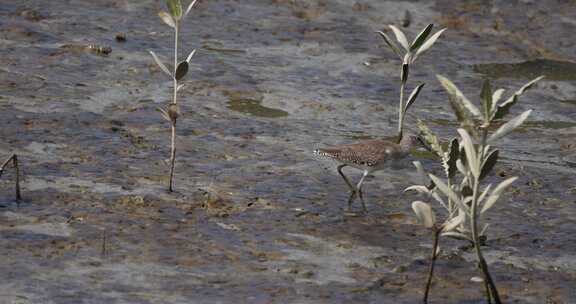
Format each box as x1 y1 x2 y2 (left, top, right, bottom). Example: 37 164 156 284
376 24 445 140
407 75 544 303
149 0 197 192
0 154 22 201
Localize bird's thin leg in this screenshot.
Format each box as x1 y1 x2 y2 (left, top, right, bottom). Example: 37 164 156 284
346 190 357 211
356 170 370 212
337 164 355 192
338 165 357 211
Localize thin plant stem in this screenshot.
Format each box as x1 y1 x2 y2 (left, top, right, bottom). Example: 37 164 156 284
13 154 21 201
173 24 179 105
446 179 454 218
398 77 406 142
169 123 176 192
470 129 501 303
168 22 179 192
101 229 107 258
423 227 441 303
483 263 493 304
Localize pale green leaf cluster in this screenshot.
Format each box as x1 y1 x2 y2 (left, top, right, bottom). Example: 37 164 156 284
146 0 199 192
407 76 543 243
376 24 446 140
378 24 446 66
159 0 197 28
150 1 198 83
437 75 543 137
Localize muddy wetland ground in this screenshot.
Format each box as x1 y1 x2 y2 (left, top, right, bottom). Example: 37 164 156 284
1 0 575 303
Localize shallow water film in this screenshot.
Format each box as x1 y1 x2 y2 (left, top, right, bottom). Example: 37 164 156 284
1 0 575 303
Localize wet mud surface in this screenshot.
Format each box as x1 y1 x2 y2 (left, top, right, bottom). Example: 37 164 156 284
1 0 575 303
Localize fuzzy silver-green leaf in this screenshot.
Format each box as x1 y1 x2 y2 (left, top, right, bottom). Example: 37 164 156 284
412 201 436 228
185 49 196 63
149 51 173 78
437 75 481 118
158 11 176 28
416 119 443 158
481 177 518 213
488 109 532 144
429 174 467 212
413 28 446 62
441 211 465 233
412 161 429 186
405 185 431 195
457 128 480 178
389 25 409 51
376 31 402 59
184 0 197 17
493 76 543 120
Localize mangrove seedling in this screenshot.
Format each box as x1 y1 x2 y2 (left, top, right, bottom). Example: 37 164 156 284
407 75 543 303
312 23 445 213
0 154 22 201
376 24 445 140
149 0 198 192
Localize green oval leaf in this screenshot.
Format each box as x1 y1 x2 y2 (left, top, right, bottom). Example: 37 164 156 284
441 231 471 241
480 79 492 122
389 25 409 51
428 174 466 212
175 61 189 81
401 63 409 83
479 149 499 180
167 0 183 20
437 75 481 118
185 49 196 63
478 184 492 204
416 119 443 158
410 24 433 52
149 51 173 78
413 28 446 62
481 177 518 213
441 211 465 233
376 30 402 59
446 138 459 178
158 11 176 28
404 83 425 114
404 185 430 194
457 129 480 178
412 160 430 186
493 76 543 120
184 0 198 17
491 89 505 113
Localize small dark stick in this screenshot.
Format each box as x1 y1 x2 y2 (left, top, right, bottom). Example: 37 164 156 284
13 154 21 201
0 154 22 201
115 32 127 42
423 227 440 303
101 229 107 258
402 10 411 27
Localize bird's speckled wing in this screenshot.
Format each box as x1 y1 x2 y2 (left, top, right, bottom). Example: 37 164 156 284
314 139 403 167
